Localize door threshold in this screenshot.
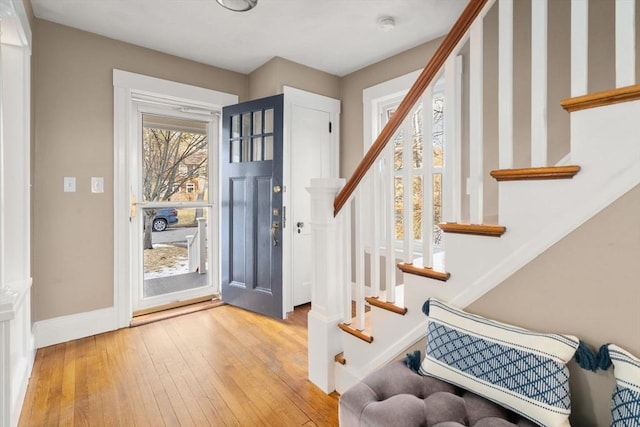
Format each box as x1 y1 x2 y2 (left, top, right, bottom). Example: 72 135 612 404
131 296 224 327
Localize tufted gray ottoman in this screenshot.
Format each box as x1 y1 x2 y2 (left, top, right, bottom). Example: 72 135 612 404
339 361 539 427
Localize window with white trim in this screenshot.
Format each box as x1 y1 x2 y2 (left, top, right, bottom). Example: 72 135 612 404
363 71 445 255
384 96 444 246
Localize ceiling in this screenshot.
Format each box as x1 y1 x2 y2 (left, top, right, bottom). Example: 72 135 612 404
31 0 468 77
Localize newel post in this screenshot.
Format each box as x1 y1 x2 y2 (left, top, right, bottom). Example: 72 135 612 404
307 178 346 393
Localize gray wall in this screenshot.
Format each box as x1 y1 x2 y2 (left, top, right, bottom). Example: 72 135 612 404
409 185 639 426
468 185 640 426
339 38 443 178
32 20 248 321
249 56 340 100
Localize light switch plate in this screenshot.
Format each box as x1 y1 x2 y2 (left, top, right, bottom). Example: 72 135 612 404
91 177 104 193
64 177 76 193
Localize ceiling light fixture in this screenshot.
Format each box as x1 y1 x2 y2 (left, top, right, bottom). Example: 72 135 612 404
377 16 395 32
216 0 257 12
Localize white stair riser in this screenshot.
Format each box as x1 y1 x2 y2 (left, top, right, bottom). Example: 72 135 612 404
336 100 640 387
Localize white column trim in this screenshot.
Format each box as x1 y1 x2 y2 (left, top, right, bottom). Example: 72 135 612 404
0 6 32 425
307 177 346 393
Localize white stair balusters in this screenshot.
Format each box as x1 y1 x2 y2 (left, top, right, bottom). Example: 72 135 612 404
615 0 636 88
531 0 549 168
469 18 484 224
571 0 589 97
498 0 514 170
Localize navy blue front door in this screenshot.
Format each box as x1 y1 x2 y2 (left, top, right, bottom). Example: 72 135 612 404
221 95 284 318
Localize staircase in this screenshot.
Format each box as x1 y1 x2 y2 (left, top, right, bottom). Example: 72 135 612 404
307 0 640 394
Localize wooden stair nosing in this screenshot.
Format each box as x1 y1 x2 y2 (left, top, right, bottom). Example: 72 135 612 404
560 84 640 112
334 352 346 365
439 222 506 237
338 322 374 343
397 263 451 282
365 296 408 315
490 165 581 182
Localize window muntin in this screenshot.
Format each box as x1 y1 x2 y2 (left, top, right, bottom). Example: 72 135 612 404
229 108 275 163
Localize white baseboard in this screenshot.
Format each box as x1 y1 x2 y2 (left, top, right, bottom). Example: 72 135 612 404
10 348 34 427
34 307 119 349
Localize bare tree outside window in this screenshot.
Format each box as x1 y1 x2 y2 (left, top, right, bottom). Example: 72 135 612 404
392 96 444 245
142 122 208 249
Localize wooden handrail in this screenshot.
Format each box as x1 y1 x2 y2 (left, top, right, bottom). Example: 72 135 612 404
333 0 491 216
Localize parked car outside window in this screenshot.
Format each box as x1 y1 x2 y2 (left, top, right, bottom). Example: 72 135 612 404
152 208 179 232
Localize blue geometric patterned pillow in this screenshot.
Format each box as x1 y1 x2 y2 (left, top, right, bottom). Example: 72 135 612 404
419 299 579 427
608 344 640 427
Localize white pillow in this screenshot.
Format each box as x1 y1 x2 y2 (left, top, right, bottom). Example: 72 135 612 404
419 299 579 427
608 344 640 426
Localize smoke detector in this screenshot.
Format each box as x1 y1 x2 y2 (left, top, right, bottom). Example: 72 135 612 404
377 16 395 32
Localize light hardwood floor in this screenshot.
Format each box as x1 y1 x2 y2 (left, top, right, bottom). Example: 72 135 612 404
19 304 340 426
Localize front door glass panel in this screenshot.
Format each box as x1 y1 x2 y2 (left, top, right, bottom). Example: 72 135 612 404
140 113 211 301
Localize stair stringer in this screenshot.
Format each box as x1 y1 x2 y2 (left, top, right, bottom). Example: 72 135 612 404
335 100 639 393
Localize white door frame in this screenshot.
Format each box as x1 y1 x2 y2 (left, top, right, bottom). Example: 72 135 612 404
113 70 237 327
130 103 218 311
282 86 340 315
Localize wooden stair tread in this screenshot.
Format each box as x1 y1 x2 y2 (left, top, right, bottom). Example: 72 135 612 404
561 84 640 112
338 322 374 343
439 223 506 237
490 165 580 181
397 263 450 282
334 352 346 365
365 296 408 315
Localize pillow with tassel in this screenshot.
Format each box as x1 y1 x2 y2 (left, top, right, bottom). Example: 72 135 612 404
419 298 580 427
605 344 640 426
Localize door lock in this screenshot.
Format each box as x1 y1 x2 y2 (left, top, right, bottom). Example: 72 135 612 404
296 222 304 234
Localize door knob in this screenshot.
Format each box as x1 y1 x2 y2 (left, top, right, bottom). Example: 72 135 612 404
296 222 304 228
